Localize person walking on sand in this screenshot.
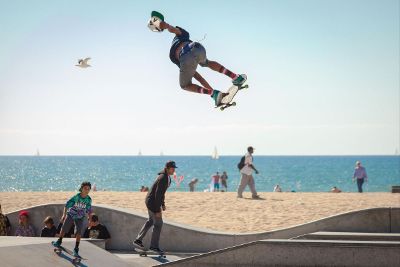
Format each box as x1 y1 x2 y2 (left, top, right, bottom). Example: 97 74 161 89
353 161 368 193
220 171 228 192
237 146 260 199
188 178 198 192
212 172 220 192
132 161 176 254
52 181 93 258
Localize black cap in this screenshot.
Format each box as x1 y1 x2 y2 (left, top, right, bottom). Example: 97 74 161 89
165 160 178 169
247 146 255 152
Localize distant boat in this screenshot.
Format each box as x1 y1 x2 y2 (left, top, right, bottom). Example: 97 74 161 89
396 148 399 156
212 146 219 160
138 150 142 156
160 150 164 156
35 149 40 156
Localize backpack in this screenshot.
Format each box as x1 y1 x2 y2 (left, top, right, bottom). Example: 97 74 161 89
237 156 245 171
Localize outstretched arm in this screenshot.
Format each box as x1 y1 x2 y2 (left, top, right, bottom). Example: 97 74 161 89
160 21 182 35
194 72 212 89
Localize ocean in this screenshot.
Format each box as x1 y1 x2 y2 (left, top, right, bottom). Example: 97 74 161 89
0 156 399 192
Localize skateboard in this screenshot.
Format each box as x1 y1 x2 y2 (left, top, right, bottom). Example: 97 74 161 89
216 83 249 111
133 243 166 258
53 243 87 264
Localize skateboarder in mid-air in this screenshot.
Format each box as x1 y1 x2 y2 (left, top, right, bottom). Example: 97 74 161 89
148 11 247 107
52 181 93 258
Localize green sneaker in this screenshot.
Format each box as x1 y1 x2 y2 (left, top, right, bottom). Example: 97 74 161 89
73 247 80 257
211 90 221 106
232 74 247 86
52 240 62 248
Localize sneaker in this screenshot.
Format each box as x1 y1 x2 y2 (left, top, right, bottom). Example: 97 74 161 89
237 195 243 198
211 90 228 106
52 240 62 248
73 248 79 257
211 90 221 106
149 247 164 254
133 239 144 249
252 195 261 199
232 74 247 86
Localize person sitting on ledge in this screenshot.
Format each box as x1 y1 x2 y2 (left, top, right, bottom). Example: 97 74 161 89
15 210 35 237
83 214 111 241
0 204 11 236
40 216 57 237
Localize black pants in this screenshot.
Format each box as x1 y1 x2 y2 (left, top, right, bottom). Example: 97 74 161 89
357 178 364 193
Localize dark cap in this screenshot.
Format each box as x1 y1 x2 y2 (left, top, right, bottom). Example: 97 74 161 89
247 146 255 152
165 160 178 169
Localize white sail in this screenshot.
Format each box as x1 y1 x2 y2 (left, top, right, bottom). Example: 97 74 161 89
138 149 142 156
212 146 219 159
35 149 40 156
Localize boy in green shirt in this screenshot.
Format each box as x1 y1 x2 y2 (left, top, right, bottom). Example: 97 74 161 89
52 181 93 257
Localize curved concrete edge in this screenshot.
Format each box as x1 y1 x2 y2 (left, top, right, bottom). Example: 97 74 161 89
158 239 400 267
5 204 400 252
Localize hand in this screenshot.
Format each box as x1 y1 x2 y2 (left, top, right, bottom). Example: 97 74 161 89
352 178 355 183
155 212 162 218
60 214 66 222
255 170 259 174
162 204 166 211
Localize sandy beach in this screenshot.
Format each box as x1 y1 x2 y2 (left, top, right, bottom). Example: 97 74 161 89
1 192 399 233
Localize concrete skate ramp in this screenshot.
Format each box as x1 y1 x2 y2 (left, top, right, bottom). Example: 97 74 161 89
6 205 400 252
0 237 130 267
159 239 400 267
295 231 400 241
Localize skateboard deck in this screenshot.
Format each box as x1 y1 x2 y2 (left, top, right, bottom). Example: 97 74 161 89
53 243 87 264
216 83 249 111
133 243 166 258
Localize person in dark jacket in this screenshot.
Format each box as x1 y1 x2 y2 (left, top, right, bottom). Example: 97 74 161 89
132 161 176 254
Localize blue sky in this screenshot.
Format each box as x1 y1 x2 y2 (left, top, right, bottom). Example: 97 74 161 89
0 0 399 155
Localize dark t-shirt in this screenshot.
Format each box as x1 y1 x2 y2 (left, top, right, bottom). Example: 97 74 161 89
40 225 57 237
83 224 110 239
169 26 191 67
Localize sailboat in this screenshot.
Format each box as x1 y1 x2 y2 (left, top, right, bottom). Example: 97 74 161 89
160 150 164 156
212 146 219 160
35 149 40 157
138 149 142 156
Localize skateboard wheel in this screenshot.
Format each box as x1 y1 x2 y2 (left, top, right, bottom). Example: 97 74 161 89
220 107 224 111
232 102 236 106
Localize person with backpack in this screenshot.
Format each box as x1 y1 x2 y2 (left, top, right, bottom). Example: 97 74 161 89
237 146 260 199
147 11 247 107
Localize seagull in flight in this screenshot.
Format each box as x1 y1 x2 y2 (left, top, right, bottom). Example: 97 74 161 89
76 57 91 68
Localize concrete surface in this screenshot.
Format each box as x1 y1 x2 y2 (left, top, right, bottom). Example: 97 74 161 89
6 205 400 252
0 236 131 267
295 231 400 241
112 251 196 267
159 239 400 267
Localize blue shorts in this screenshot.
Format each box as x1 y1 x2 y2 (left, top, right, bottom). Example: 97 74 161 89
214 183 220 190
